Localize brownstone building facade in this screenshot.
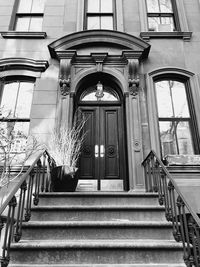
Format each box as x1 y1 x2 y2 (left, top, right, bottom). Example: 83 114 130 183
0 0 200 191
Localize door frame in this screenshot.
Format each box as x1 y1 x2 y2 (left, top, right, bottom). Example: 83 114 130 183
74 82 128 191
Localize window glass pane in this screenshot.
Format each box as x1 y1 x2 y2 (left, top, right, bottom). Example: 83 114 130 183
146 0 159 12
177 121 194 154
171 81 190 117
82 91 118 101
18 0 32 13
160 0 173 13
16 82 34 118
87 16 100 29
155 81 173 117
148 17 160 31
161 17 174 30
29 16 43 31
0 121 30 153
159 121 178 156
101 16 113 29
31 0 45 13
87 0 100 12
0 83 19 117
101 0 113 12
15 16 30 31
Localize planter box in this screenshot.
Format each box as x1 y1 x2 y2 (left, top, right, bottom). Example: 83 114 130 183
164 154 200 166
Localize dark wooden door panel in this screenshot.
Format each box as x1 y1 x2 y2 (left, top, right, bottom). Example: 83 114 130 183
79 108 98 179
100 107 120 179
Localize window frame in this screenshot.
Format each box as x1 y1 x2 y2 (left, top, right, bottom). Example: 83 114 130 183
146 68 200 158
9 0 45 32
0 76 35 120
84 0 116 30
145 0 180 32
139 0 192 41
0 76 35 153
154 75 200 157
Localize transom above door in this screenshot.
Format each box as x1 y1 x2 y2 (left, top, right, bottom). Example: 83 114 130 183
76 84 127 191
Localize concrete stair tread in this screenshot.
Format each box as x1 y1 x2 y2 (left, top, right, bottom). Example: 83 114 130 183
39 192 158 196
32 205 164 210
9 264 187 267
12 239 182 249
22 220 172 227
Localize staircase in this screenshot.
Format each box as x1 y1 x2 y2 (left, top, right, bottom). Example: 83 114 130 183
9 192 185 267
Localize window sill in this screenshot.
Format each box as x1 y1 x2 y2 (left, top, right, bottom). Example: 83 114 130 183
140 31 192 41
1 31 47 39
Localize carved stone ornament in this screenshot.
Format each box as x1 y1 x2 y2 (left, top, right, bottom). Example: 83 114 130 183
127 58 140 97
59 77 71 96
129 78 140 96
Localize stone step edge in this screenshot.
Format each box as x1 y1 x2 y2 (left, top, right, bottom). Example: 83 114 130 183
39 192 158 197
9 264 186 267
31 205 164 210
22 220 172 227
11 239 183 249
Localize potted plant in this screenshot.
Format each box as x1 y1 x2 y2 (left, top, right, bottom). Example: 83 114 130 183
47 121 85 192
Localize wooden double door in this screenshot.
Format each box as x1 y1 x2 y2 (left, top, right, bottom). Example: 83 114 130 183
78 104 127 190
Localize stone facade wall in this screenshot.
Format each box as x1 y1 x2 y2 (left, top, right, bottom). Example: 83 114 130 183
0 0 200 187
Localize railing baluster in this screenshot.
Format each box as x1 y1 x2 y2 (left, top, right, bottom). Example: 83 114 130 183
44 156 49 192
147 158 153 192
157 166 164 205
33 160 41 205
41 155 46 192
24 170 35 222
150 155 157 191
14 181 27 242
1 196 17 267
177 196 188 263
170 183 181 242
182 203 193 266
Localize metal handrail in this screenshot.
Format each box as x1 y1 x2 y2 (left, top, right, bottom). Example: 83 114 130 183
142 150 200 266
0 149 53 267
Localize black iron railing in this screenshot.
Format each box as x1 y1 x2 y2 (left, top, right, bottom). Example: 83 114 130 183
0 150 54 267
142 150 200 267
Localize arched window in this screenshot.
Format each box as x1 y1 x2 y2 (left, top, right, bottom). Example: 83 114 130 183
80 85 120 102
0 77 35 152
155 79 199 156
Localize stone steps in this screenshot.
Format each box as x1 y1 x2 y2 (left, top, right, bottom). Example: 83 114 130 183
8 192 184 266
22 220 174 240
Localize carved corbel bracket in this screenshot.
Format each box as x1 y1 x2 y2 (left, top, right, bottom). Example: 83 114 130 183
128 59 140 97
91 53 108 72
58 51 76 96
59 77 71 96
123 51 140 97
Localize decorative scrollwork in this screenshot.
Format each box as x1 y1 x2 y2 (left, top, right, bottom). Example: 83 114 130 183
107 146 116 157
